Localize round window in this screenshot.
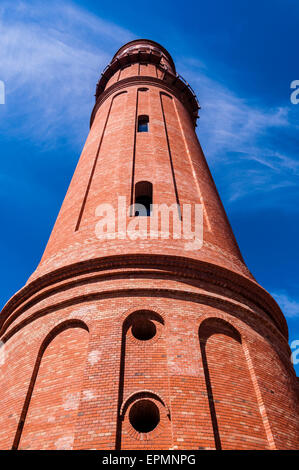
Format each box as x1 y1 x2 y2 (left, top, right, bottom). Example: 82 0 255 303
131 317 156 341
129 399 160 433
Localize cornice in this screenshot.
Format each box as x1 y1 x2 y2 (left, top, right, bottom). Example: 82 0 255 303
0 283 292 375
112 39 176 73
90 75 199 128
0 254 288 339
95 47 175 99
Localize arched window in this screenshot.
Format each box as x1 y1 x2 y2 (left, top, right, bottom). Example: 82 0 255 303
137 115 149 132
134 181 153 216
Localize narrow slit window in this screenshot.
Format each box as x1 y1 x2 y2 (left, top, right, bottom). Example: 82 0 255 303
134 181 153 216
137 115 149 133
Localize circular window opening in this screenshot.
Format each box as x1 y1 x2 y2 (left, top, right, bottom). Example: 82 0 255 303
129 399 160 433
131 317 156 341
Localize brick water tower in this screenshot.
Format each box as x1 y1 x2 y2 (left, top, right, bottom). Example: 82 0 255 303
0 39 298 450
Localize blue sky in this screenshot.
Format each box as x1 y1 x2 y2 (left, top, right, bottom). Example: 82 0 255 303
0 0 298 373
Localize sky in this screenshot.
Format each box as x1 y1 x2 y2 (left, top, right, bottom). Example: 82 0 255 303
0 0 298 373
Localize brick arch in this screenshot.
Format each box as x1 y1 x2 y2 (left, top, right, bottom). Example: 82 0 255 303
120 305 167 325
120 390 169 417
198 316 269 450
160 91 173 99
113 90 128 99
12 320 89 450
197 311 250 345
121 308 165 347
199 316 241 344
123 309 164 330
119 390 171 442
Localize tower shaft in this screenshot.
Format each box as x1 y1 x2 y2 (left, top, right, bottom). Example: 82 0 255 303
0 40 298 450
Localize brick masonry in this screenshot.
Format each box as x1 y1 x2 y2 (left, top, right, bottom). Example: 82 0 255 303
0 39 298 450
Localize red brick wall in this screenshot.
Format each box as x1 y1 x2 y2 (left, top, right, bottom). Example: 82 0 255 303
1 292 298 450
0 39 298 450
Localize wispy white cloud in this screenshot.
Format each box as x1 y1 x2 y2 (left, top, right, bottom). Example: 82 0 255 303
0 0 298 209
0 0 135 146
178 58 299 205
271 291 299 318
179 60 288 158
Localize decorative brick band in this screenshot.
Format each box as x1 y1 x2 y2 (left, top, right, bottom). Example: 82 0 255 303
90 75 199 128
0 254 287 338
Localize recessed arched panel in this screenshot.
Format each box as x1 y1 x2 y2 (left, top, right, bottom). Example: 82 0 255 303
76 90 128 231
199 318 268 450
15 322 89 450
116 310 170 449
160 91 173 99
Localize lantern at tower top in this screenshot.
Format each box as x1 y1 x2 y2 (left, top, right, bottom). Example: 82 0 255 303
93 39 199 127
112 39 176 74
